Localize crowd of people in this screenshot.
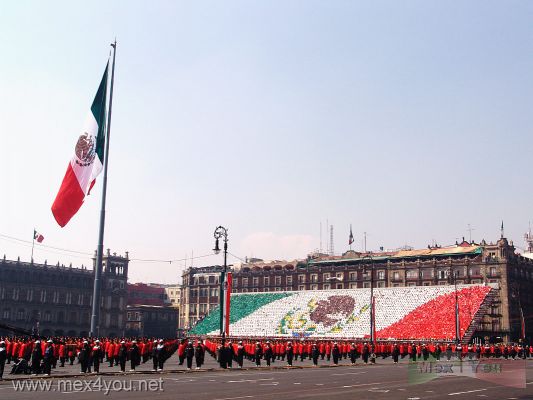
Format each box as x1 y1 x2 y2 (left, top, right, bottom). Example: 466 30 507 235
0 337 185 379
0 336 531 380
202 338 533 368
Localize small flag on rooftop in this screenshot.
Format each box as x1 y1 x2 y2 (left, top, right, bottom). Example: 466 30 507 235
33 230 44 243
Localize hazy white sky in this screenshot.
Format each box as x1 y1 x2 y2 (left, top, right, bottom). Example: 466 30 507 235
1 1 532 283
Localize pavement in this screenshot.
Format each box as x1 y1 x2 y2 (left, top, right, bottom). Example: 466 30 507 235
1 353 532 399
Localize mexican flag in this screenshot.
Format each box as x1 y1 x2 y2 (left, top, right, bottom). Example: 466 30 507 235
51 63 108 227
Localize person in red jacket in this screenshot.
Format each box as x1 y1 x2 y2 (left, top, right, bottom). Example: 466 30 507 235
325 342 332 361
58 340 66 367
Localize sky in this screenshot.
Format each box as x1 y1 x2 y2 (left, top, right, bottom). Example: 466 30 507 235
1 1 532 284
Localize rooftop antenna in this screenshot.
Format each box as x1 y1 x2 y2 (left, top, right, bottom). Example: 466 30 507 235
319 221 322 254
326 218 329 255
467 224 476 243
364 231 367 253
524 221 533 253
329 225 334 256
501 220 505 239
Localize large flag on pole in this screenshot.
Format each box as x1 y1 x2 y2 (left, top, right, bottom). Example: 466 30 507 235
51 63 109 227
349 224 354 245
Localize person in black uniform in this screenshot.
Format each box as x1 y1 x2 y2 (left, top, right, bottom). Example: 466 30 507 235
42 340 54 376
422 344 429 361
129 341 140 371
410 343 417 362
118 341 128 372
435 343 442 361
194 342 205 370
311 343 319 366
445 344 453 361
225 342 234 369
31 340 43 375
265 342 273 367
286 342 294 367
79 341 91 373
92 340 102 374
361 342 370 364
0 341 6 380
349 343 357 365
183 342 193 370
392 343 400 364
332 342 340 365
236 341 244 368
254 342 263 366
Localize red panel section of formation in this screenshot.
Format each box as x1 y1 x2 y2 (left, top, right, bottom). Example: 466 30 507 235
376 285 491 340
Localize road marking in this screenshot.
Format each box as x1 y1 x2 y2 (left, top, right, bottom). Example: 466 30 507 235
259 383 279 386
448 389 487 396
368 389 389 393
293 382 301 385
331 371 368 376
315 384 324 386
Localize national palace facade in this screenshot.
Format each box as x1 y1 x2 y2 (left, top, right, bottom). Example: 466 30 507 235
180 235 533 343
0 250 129 337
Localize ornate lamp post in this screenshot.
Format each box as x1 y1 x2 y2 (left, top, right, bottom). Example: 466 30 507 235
213 226 228 347
361 254 375 343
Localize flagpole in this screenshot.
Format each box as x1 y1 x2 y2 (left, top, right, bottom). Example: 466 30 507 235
90 40 116 337
31 228 35 262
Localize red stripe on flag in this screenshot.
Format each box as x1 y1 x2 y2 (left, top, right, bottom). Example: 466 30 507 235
51 163 85 227
225 272 232 336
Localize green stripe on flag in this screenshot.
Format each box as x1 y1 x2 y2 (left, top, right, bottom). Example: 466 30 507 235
190 292 293 335
90 62 109 163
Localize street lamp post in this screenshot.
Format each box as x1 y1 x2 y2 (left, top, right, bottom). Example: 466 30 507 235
450 269 460 344
362 254 375 343
213 226 228 350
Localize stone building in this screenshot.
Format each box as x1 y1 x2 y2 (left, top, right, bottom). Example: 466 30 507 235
125 304 179 338
0 250 129 337
181 234 533 343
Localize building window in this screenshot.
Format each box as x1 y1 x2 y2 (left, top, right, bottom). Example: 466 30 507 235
310 274 318 283
43 311 51 322
3 309 10 319
242 278 248 287
336 283 343 289
12 289 19 301
0 288 4 299
392 283 400 287
286 276 293 285
406 269 418 279
363 282 370 288
349 272 357 281
350 283 357 289
393 272 400 281
264 277 270 286
377 281 385 288
437 270 448 280
423 282 431 286
275 276 281 285
65 292 72 305
233 278 238 287
26 289 33 302
298 285 305 291
471 279 481 284
407 282 416 287
252 277 259 286
323 284 330 290
53 291 59 303
323 273 330 281
298 274 306 283
336 272 343 280
438 281 447 285
17 309 25 321
40 290 47 303
311 284 318 290
377 270 385 280
253 288 259 292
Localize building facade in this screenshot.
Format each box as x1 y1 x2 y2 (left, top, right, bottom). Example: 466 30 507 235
0 250 129 337
125 305 179 338
181 236 533 343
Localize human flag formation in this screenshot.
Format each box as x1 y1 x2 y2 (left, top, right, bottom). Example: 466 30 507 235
51 63 109 227
33 230 44 243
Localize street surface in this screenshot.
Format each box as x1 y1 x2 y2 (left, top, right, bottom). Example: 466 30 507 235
1 352 532 399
